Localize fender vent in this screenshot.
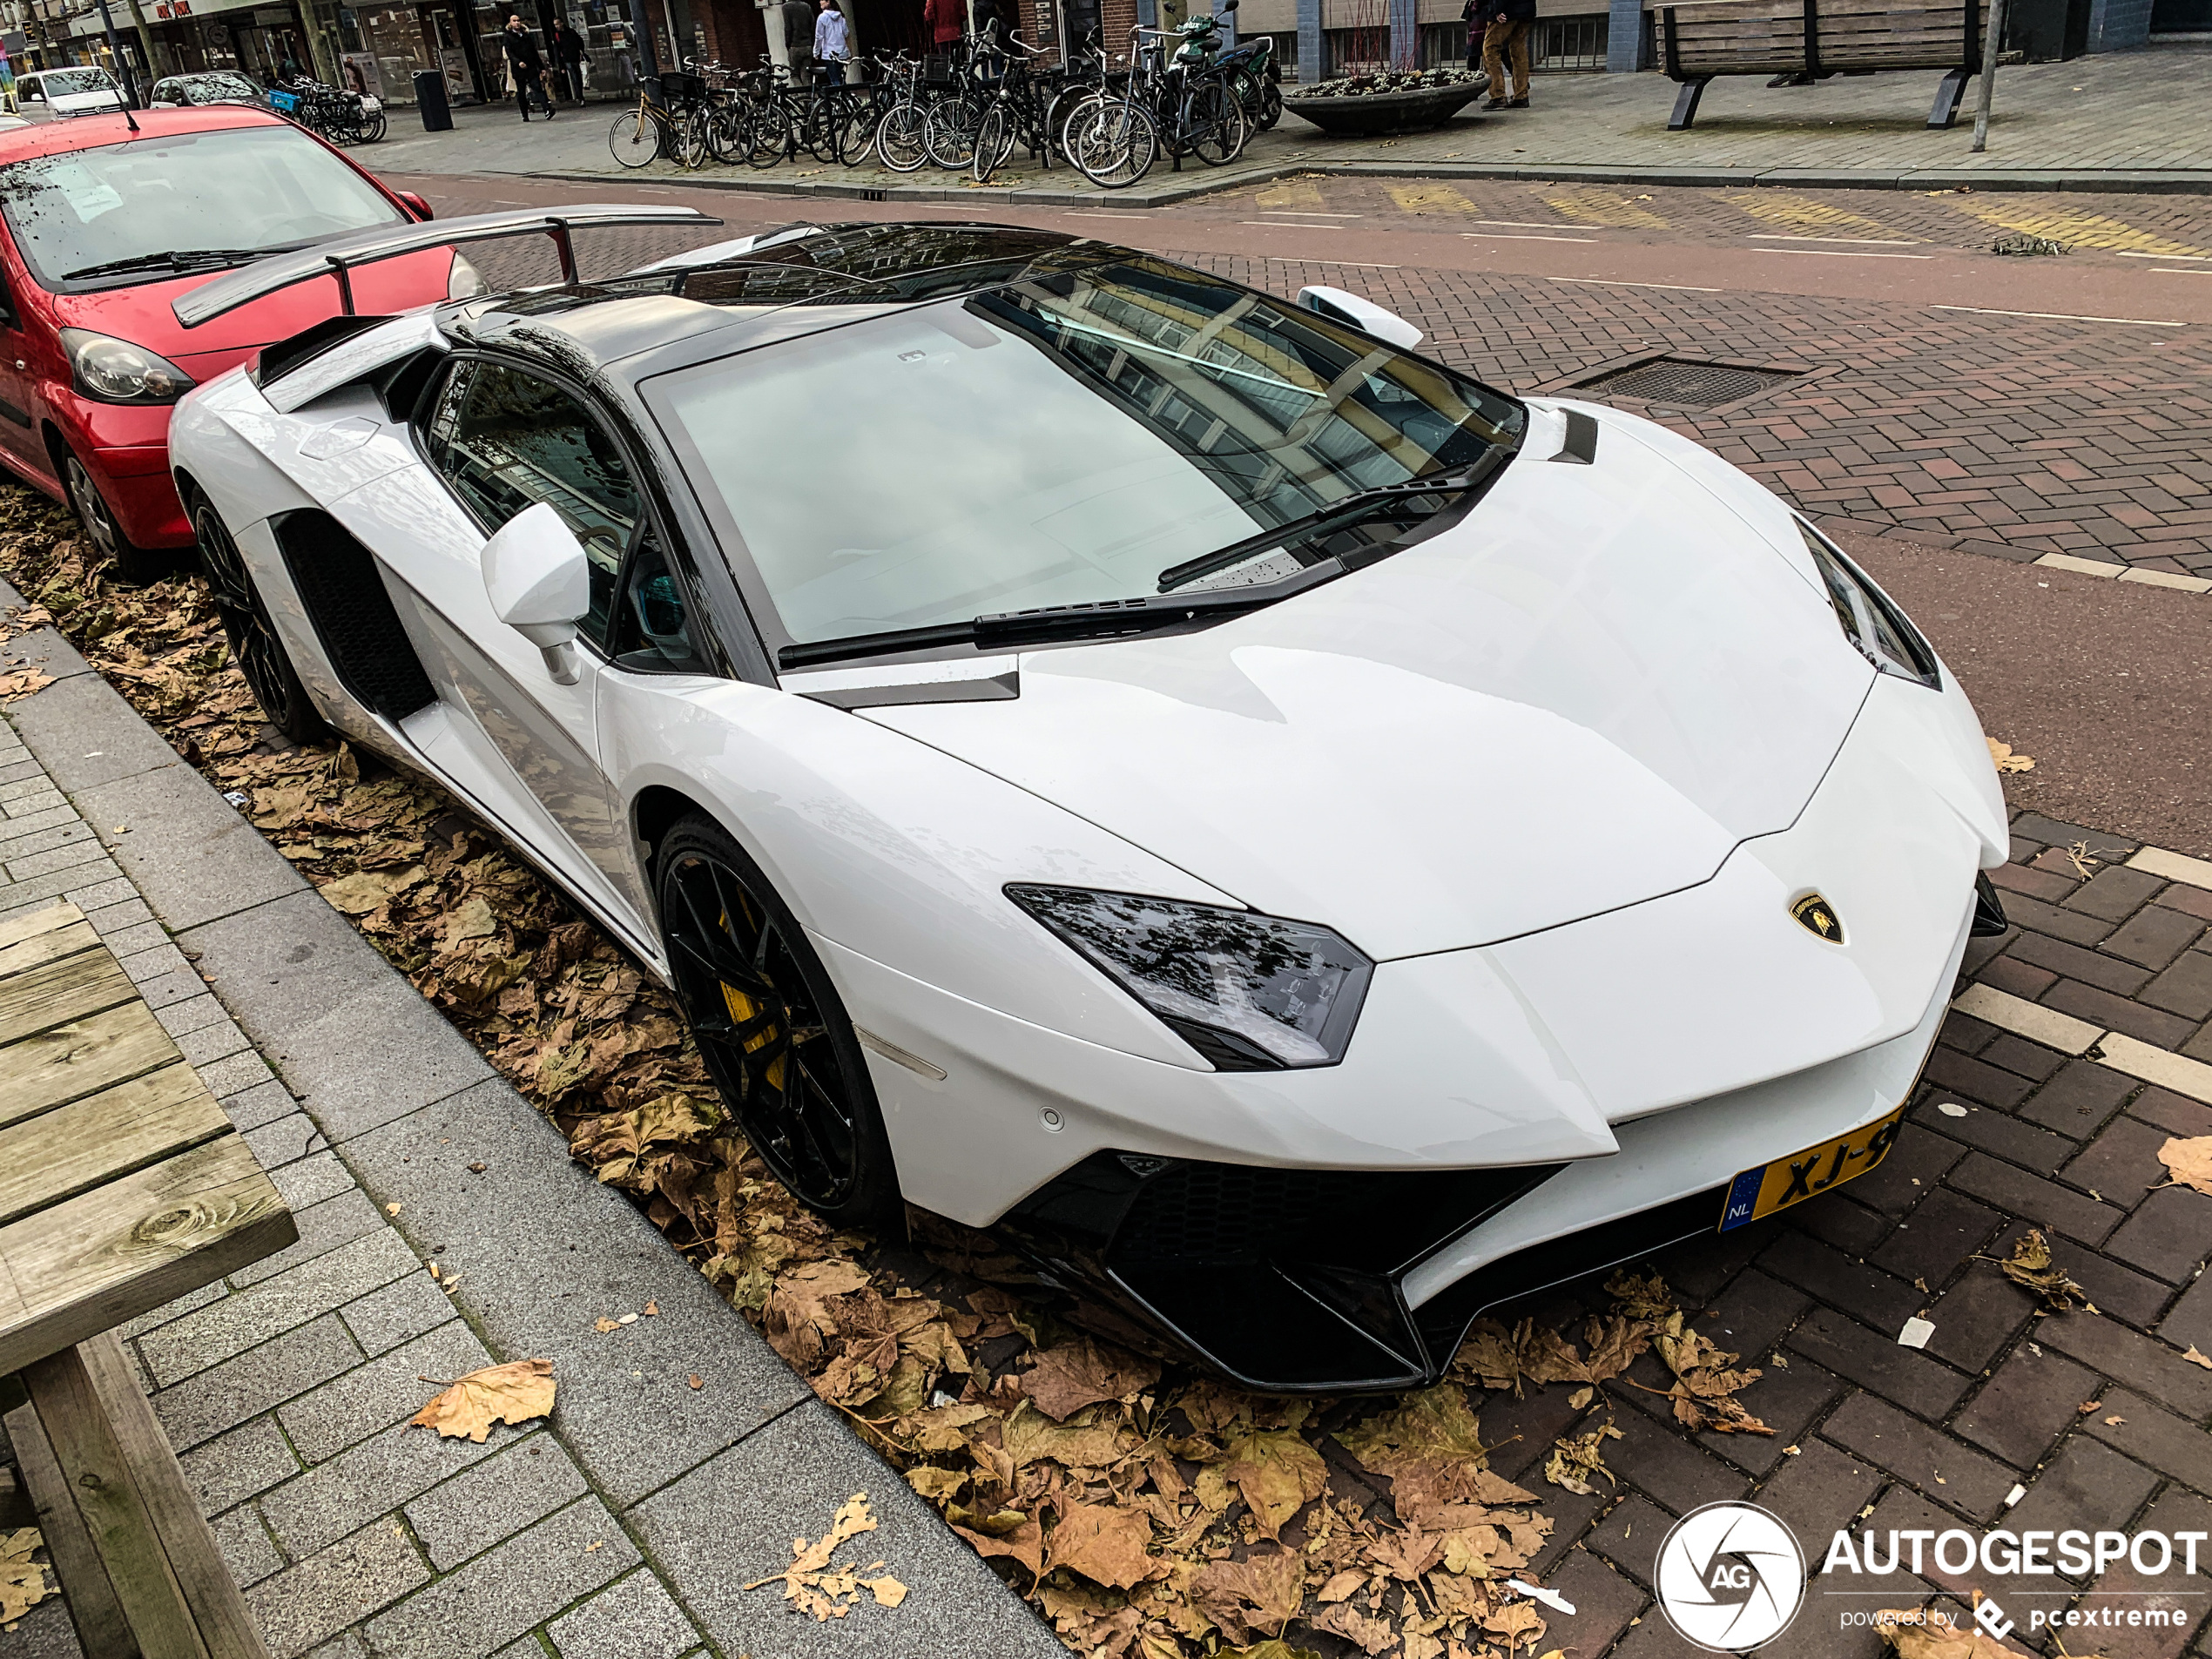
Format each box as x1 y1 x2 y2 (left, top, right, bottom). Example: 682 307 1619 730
1572 355 1801 408
269 509 436 721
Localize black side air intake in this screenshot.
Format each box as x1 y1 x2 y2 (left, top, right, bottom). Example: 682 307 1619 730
268 510 436 722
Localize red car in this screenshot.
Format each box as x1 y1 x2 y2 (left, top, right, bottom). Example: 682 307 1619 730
0 105 475 577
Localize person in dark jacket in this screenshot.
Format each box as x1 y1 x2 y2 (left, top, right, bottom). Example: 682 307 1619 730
1479 0 1534 108
923 0 964 50
502 15 552 118
782 0 816 80
551 19 586 101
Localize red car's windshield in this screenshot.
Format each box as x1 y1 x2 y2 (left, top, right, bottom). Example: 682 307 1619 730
0 124 403 293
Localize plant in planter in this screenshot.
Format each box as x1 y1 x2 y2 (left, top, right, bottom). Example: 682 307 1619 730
1281 66 1489 134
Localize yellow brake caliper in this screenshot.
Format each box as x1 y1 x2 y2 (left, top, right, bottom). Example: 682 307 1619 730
720 975 785 1091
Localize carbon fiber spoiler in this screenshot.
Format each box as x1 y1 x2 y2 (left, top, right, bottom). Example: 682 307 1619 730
172 205 724 329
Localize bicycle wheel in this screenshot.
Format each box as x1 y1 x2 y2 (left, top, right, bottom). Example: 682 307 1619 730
705 100 749 163
1069 101 1156 190
874 100 928 171
1186 80 1246 165
971 102 1015 184
834 97 876 166
1044 86 1100 165
361 106 388 142
610 107 662 167
747 95 792 166
922 95 981 169
674 109 711 168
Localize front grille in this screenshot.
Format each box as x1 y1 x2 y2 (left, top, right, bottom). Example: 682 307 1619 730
1573 356 1801 407
1116 1163 1341 1263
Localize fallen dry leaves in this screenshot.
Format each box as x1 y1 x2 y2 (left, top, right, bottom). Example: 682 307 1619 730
0 494 1795 1659
1871 1607 2031 1656
745 1492 908 1620
1986 738 2035 774
410 1359 556 1442
1 1529 52 1629
2156 1136 2212 1197
1984 1230 2092 1312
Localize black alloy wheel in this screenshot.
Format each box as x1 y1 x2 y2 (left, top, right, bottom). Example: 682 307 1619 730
656 813 900 1227
66 451 172 585
192 497 329 744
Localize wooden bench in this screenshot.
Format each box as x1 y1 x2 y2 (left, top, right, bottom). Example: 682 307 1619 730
0 900 296 1659
1659 0 1991 130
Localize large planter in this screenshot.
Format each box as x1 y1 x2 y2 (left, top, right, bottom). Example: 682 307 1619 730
1280 82 1486 137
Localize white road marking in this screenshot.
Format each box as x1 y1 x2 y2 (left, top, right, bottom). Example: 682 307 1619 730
1258 210 1363 218
1949 983 2101 1054
1242 219 1336 228
2131 846 2212 889
1749 233 1921 246
2117 250 2208 260
1755 246 1933 260
1461 232 1602 244
1062 210 1153 219
1268 257 1399 268
1475 219 1593 229
2151 267 2212 275
1932 303 2183 327
1550 276 1721 293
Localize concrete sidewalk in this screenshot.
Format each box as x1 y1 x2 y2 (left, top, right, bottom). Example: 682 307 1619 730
0 585 1058 1659
361 37 2212 205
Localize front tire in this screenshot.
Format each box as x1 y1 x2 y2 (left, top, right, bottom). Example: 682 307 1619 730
609 108 660 167
65 450 171 585
656 813 900 1228
192 496 328 744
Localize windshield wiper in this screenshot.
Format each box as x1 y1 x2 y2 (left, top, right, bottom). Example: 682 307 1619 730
1156 448 1513 595
779 562 1352 671
62 247 272 281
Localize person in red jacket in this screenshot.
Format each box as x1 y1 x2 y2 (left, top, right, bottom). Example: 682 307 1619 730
924 0 964 47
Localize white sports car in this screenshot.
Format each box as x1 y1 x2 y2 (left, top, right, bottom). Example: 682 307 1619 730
169 209 2011 1391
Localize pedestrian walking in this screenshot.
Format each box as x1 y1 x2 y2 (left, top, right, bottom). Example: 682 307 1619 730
1479 0 1534 109
813 0 850 82
502 14 553 119
782 0 816 81
551 18 587 102
1460 0 1482 70
923 0 963 51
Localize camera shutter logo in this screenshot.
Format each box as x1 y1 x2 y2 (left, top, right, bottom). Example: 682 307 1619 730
1655 1501 1806 1652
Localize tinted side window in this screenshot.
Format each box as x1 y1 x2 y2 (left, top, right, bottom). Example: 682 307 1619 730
610 537 708 673
423 361 640 647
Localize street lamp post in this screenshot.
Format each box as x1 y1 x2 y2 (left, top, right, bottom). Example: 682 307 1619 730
91 0 140 105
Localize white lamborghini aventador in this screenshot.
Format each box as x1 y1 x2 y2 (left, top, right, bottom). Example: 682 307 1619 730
167 208 2012 1390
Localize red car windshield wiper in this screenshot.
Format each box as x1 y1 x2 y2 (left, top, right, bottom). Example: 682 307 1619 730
63 248 272 281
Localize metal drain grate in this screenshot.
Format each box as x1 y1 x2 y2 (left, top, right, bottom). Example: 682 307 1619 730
1573 357 1801 407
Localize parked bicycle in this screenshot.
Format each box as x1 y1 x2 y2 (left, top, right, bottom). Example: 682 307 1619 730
1067 0 1245 189
271 76 385 145
608 63 715 169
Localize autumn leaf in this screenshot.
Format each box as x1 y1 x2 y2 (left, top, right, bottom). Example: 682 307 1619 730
0 667 51 706
1543 1424 1622 1495
2157 1136 2212 1197
409 1359 555 1442
1192 1547 1303 1646
1984 1229 2089 1312
1986 738 2035 774
1871 1607 2032 1656
2184 1346 2212 1371
317 864 428 915
1312 1601 1397 1655
1224 1642 1328 1659
1046 1501 1156 1589
1216 1428 1329 1541
744 1492 907 1621
2 1528 54 1625
1020 1335 1161 1421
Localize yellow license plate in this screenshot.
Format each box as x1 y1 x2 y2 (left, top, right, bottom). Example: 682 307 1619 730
1718 1107 1905 1231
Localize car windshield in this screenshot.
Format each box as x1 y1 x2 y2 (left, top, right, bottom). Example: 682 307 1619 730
0 124 402 293
653 257 1523 651
158 73 260 103
39 70 117 96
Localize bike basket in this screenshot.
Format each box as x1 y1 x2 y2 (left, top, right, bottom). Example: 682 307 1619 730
922 53 954 84
661 69 707 105
269 88 301 112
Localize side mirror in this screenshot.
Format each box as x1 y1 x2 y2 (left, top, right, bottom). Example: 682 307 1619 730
1298 285 1424 350
395 190 433 221
482 503 590 676
1221 0 1238 13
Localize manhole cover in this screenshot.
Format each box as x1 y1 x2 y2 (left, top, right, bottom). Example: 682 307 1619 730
1572 357 1801 407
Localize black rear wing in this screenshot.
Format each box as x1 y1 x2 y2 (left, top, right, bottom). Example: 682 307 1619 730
172 205 724 329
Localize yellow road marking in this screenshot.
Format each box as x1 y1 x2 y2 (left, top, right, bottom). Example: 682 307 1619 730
1723 190 1910 239
1952 199 2212 257
1541 188 1668 229
1387 181 1480 215
1254 177 1327 210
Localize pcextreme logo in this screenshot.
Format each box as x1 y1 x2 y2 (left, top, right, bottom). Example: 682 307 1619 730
1655 1502 1806 1652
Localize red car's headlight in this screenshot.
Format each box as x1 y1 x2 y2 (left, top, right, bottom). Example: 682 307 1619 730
61 327 196 405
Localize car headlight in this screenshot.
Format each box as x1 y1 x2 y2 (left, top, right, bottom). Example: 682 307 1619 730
1006 885 1372 1069
448 253 489 300
60 328 195 404
1797 519 1940 690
